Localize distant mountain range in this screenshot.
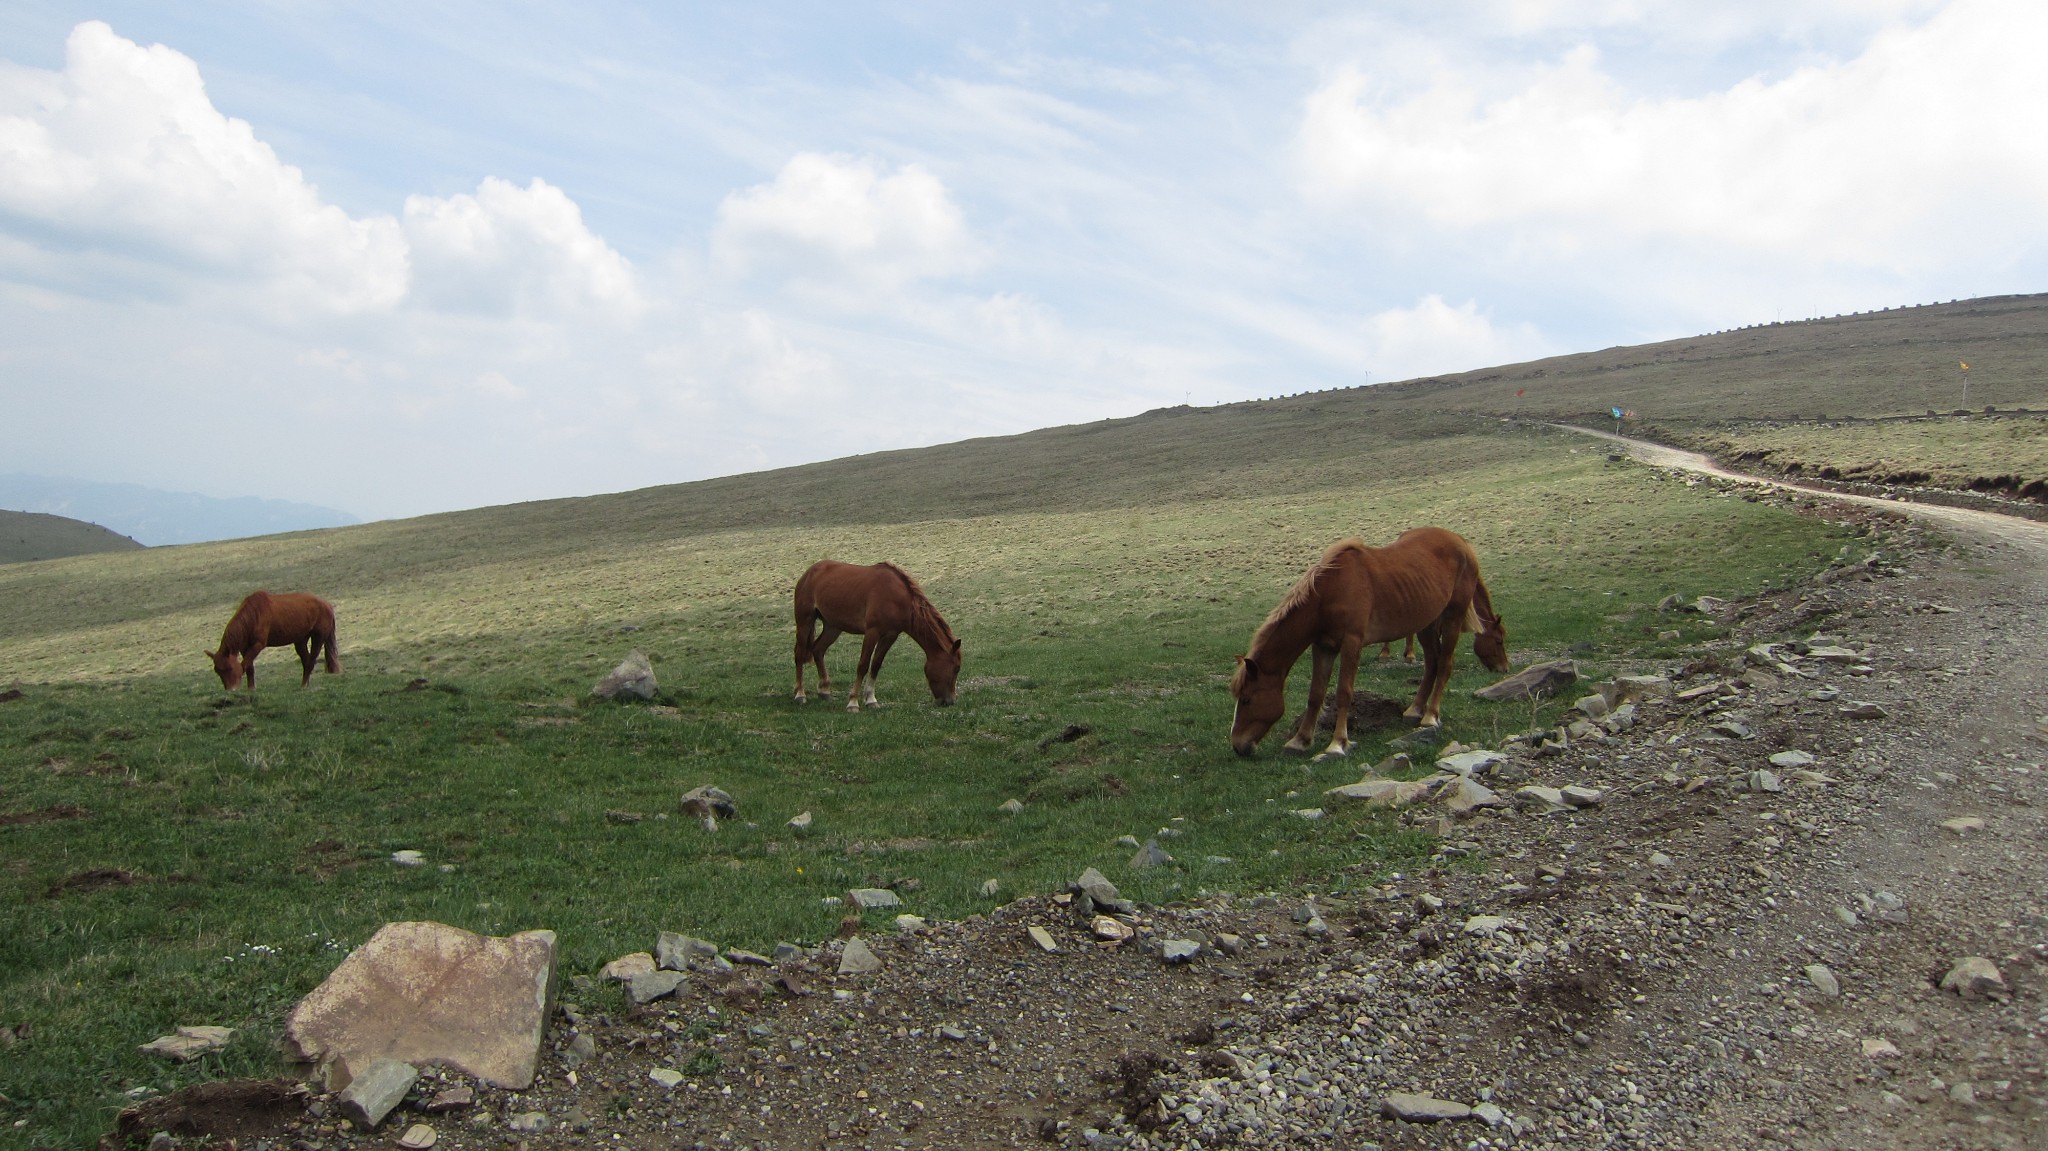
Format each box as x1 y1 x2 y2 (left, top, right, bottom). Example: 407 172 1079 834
0 474 360 546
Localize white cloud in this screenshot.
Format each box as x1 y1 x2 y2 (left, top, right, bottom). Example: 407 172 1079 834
712 152 981 301
0 21 406 313
1297 0 2048 272
1363 295 1551 379
403 177 641 318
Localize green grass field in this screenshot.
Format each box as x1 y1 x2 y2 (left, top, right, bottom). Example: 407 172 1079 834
0 416 1860 1145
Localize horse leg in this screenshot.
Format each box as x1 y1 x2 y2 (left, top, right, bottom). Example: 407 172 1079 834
322 626 341 673
1282 645 1336 753
1402 635 1415 661
1314 638 1365 760
1405 628 1445 722
794 610 818 702
295 638 315 686
1419 617 1464 727
811 625 842 698
849 633 879 712
862 633 898 708
1376 641 1391 661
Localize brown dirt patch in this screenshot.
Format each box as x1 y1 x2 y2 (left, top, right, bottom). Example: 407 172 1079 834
47 867 141 897
0 803 90 827
102 1079 308 1147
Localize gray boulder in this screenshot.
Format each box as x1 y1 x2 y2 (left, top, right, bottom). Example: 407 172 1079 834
1474 660 1577 702
592 651 657 700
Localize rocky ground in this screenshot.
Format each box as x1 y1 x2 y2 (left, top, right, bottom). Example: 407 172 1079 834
110 457 2048 1151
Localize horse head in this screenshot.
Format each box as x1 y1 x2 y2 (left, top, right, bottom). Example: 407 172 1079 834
924 637 962 706
208 648 243 690
1229 655 1286 756
1475 615 1511 672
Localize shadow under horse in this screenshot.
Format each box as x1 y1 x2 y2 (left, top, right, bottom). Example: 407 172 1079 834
793 560 961 712
208 590 340 691
1230 527 1508 758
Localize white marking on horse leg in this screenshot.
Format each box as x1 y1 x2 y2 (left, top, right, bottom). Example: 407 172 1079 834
1281 733 1311 753
1313 739 1349 762
795 689 809 704
1402 703 1423 719
846 681 862 713
863 682 880 707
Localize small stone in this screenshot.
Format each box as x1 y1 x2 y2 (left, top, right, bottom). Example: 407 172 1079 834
338 1058 418 1130
1214 933 1244 956
838 938 883 975
137 1025 234 1061
601 952 656 981
563 1031 596 1068
1162 939 1202 963
848 888 902 909
421 1085 474 1113
1648 852 1673 867
1769 750 1815 768
649 1068 684 1089
678 785 736 830
1091 915 1133 944
391 849 426 867
1614 674 1672 701
981 878 1001 897
1804 964 1840 998
773 942 807 962
1513 785 1567 811
656 932 725 972
1949 1082 1978 1106
1711 719 1753 739
1471 1101 1506 1127
1747 769 1785 793
1861 1037 1901 1060
1560 785 1604 807
999 798 1025 815
894 914 927 934
1940 956 2005 998
627 969 687 1005
1287 807 1324 821
1939 816 1986 835
397 1124 438 1150
1445 777 1504 817
1115 834 1141 848
1437 750 1505 777
1381 1092 1472 1121
1388 725 1450 752
1028 925 1059 952
1838 701 1889 719
726 948 773 966
1834 905 1862 927
1130 839 1174 868
1573 694 1610 719
787 811 812 830
1463 915 1510 937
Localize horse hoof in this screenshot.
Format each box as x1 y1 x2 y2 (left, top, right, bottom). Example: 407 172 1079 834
1312 746 1348 762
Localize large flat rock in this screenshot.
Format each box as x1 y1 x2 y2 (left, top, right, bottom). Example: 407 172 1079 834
283 921 557 1090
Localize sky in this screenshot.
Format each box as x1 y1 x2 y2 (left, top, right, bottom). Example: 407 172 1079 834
2 1 2043 522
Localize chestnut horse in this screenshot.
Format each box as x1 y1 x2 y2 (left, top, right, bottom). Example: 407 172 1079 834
208 591 340 690
793 560 961 712
1230 527 1507 758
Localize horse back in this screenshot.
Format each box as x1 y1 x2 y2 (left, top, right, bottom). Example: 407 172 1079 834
258 593 335 645
1351 529 1482 640
798 561 910 632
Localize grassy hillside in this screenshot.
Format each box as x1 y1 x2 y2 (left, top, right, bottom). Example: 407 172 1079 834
0 510 142 565
6 291 2031 1145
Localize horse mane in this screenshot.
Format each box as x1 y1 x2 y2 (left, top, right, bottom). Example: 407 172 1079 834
220 591 271 651
878 562 954 642
1252 539 1365 647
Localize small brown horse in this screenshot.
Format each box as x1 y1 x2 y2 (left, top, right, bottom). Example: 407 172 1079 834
793 560 961 711
208 591 340 691
1230 527 1507 757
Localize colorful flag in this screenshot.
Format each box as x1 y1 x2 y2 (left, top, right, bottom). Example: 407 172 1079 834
1960 361 1970 370
1611 406 1624 419
1515 388 1525 397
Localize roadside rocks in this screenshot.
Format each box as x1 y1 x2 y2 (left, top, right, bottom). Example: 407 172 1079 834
137 1025 235 1061
1939 956 2006 999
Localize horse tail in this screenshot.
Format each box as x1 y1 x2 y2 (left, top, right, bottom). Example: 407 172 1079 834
320 600 341 672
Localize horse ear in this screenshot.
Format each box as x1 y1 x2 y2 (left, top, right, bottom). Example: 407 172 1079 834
1239 656 1260 679
952 638 962 654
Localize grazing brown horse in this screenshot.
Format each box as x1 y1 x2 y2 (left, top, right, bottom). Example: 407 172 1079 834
208 591 340 690
793 560 961 712
1230 527 1508 758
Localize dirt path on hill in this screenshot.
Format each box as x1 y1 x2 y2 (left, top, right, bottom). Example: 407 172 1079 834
1557 422 2048 557
111 439 2048 1151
